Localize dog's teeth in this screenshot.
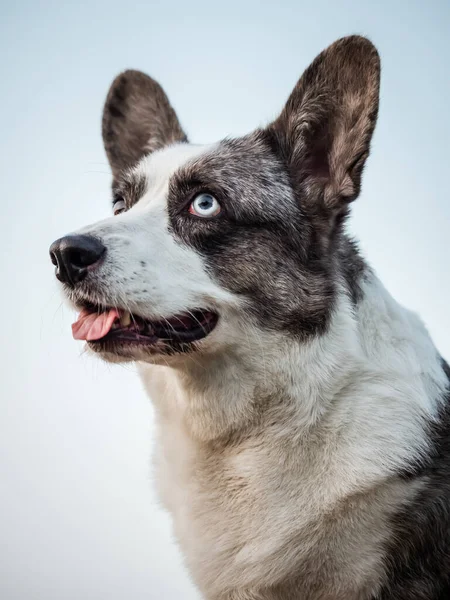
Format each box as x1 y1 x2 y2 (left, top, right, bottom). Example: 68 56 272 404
120 311 131 327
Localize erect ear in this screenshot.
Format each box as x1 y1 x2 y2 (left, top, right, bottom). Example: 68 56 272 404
267 36 380 222
102 70 187 182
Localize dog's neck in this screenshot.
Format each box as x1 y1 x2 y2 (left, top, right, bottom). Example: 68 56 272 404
140 271 446 459
171 291 359 441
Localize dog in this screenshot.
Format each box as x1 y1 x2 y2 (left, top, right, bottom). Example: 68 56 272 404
49 36 450 599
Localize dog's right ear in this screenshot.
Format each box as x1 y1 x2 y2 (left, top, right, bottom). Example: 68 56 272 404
102 70 187 183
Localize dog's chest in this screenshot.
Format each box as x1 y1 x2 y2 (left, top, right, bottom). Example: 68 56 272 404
151 405 391 599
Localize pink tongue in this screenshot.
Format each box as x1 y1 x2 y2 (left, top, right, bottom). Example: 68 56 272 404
72 308 119 341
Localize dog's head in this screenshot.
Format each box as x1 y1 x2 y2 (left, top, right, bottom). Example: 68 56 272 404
50 36 380 365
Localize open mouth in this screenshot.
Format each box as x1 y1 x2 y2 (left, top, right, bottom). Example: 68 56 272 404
72 305 218 349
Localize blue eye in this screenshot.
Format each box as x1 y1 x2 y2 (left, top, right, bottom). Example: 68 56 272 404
189 193 221 218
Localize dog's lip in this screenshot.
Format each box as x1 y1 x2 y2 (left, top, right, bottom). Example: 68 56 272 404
100 310 218 345
73 303 219 347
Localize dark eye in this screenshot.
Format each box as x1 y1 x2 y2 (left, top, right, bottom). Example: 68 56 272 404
113 198 126 216
189 193 221 218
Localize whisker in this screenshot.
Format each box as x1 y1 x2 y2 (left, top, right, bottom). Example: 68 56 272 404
185 309 208 337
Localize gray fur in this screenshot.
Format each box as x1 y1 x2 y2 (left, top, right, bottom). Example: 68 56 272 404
103 69 187 185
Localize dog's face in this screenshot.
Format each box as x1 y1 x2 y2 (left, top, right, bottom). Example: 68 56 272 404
50 36 380 365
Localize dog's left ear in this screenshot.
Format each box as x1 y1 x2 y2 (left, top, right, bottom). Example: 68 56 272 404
102 70 187 183
267 36 380 222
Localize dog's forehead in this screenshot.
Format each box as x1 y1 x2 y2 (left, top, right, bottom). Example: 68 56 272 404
131 143 213 202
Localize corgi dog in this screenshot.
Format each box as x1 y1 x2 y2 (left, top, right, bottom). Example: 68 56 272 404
50 36 450 599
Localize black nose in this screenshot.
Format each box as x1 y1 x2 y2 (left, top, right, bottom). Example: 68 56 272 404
49 235 106 286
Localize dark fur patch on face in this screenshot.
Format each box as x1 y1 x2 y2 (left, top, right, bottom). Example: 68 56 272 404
167 133 365 338
376 359 450 599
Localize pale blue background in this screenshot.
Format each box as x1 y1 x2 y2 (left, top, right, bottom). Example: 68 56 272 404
1 1 449 599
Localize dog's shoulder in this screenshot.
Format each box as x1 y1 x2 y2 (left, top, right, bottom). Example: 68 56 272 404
376 358 450 599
